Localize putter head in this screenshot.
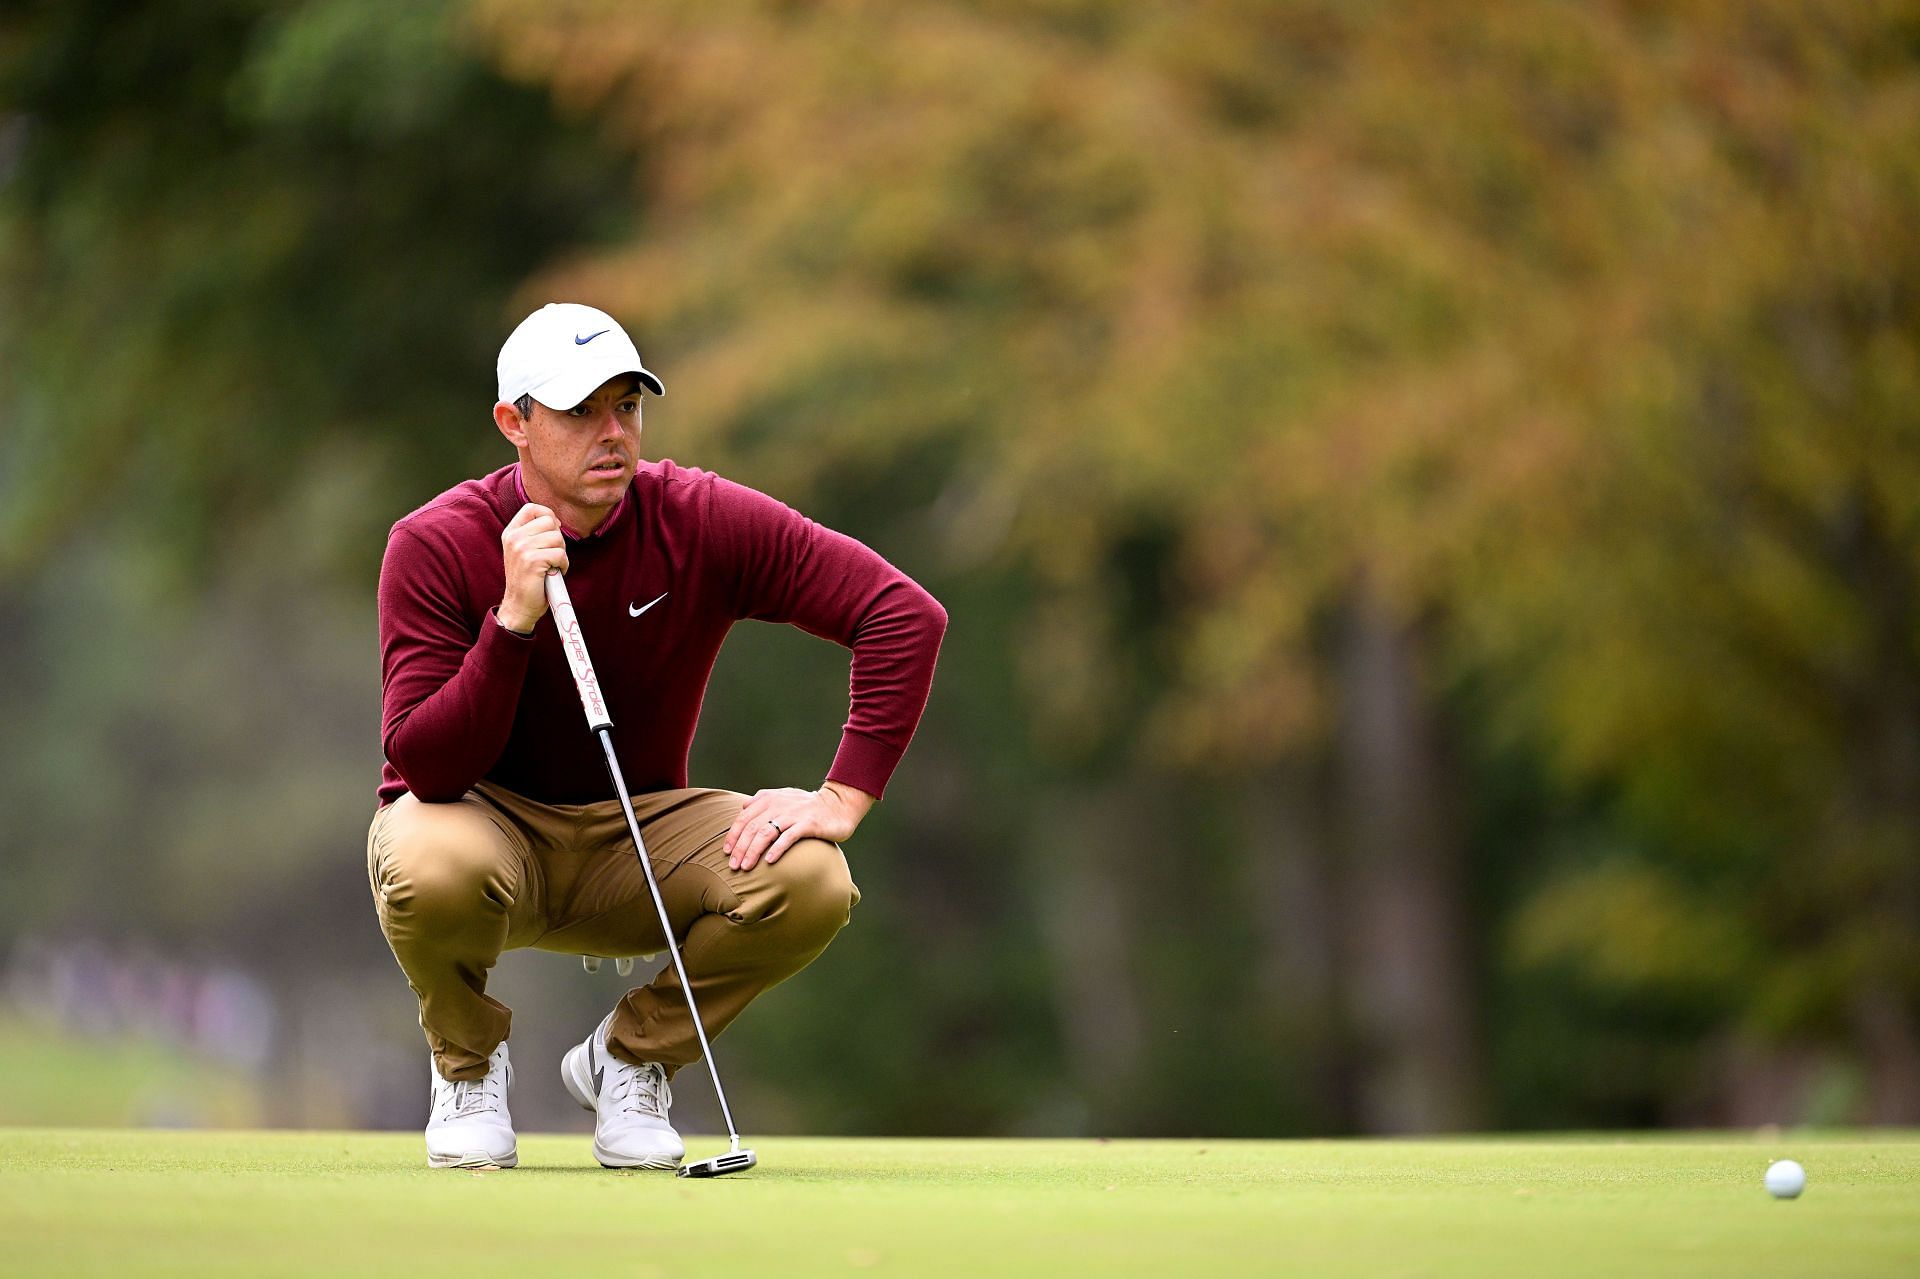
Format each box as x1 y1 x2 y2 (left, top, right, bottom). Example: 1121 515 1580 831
676 1148 757 1178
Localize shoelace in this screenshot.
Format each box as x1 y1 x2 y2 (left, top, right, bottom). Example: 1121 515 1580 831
608 1059 671 1120
441 1063 507 1120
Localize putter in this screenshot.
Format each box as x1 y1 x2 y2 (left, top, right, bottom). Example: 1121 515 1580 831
545 570 758 1179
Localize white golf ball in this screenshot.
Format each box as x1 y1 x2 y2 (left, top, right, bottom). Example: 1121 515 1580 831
1764 1159 1806 1199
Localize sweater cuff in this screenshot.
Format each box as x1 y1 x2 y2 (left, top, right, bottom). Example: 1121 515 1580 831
826 729 902 802
477 609 540 674
489 606 537 640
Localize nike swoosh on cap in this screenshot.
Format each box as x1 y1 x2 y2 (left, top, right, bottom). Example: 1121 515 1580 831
575 329 610 345
629 592 668 618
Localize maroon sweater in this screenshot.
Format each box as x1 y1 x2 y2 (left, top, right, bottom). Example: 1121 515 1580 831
376 460 948 808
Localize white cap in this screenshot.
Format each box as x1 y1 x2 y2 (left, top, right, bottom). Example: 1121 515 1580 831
496 302 665 410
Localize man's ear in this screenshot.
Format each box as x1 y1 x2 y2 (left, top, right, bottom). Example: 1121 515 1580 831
494 399 531 449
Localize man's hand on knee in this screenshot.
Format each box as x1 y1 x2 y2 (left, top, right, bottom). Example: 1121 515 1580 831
724 781 875 871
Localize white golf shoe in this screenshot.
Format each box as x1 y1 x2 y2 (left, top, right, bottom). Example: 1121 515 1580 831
561 1013 685 1169
425 1042 517 1169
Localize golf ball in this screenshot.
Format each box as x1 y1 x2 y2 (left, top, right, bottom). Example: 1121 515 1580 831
1764 1159 1805 1199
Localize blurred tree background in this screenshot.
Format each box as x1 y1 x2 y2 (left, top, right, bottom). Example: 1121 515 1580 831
1 0 1915 1136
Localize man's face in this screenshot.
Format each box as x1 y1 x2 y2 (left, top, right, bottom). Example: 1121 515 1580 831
510 374 644 510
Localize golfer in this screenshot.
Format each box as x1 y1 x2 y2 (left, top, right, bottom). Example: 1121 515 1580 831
366 303 947 1170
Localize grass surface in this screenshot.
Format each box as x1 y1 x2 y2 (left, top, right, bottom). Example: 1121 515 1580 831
2 1128 1915 1277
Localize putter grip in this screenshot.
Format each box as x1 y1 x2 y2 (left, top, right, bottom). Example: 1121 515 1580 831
544 571 613 732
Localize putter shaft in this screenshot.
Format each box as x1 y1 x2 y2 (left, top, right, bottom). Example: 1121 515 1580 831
544 570 753 1172
594 729 744 1150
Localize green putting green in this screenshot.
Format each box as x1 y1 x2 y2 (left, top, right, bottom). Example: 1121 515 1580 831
1 1129 1914 1277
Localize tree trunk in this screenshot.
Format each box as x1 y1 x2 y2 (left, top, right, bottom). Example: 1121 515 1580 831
1244 758 1357 1131
1838 486 1920 1122
1033 780 1149 1130
1331 578 1484 1132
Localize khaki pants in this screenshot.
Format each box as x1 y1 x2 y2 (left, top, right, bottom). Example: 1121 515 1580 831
367 782 859 1082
